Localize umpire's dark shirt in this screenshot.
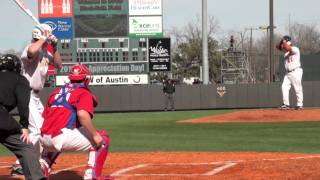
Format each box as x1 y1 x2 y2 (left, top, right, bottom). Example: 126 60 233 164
0 71 30 134
163 82 175 94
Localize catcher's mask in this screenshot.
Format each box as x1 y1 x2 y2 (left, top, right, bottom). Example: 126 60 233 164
0 54 22 73
68 64 92 87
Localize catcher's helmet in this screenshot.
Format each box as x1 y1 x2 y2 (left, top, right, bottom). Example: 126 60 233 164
0 54 21 73
68 64 91 81
32 23 52 40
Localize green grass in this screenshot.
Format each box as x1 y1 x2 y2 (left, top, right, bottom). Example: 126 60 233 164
2 110 320 156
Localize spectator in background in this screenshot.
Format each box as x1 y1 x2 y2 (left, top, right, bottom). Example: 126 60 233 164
193 79 202 84
163 79 175 111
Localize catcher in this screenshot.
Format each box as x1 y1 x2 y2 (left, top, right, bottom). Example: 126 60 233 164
39 64 112 180
276 35 303 110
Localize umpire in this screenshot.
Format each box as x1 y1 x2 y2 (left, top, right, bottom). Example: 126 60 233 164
163 79 175 111
0 54 46 180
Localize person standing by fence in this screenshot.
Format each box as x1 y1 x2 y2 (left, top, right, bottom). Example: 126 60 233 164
163 79 175 111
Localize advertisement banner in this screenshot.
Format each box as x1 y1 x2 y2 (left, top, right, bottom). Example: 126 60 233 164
39 18 73 39
129 16 163 37
57 62 148 75
129 0 162 15
38 0 73 17
56 74 149 86
149 38 171 71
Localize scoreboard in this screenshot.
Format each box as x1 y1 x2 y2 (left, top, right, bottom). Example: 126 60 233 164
38 0 168 86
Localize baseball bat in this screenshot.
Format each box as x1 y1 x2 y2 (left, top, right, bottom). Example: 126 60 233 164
13 0 40 25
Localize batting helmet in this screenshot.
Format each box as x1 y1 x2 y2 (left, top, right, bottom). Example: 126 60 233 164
32 23 52 40
68 64 91 81
0 54 22 73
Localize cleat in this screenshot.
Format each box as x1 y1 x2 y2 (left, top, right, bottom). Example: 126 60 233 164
11 164 24 176
295 106 303 110
279 104 290 110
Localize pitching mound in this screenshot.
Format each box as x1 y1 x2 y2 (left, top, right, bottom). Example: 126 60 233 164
178 108 320 123
1 152 320 179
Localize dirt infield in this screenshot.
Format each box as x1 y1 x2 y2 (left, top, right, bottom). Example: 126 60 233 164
1 152 320 179
1 108 320 180
178 108 320 123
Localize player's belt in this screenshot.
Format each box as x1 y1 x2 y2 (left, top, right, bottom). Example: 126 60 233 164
287 66 300 73
32 89 40 94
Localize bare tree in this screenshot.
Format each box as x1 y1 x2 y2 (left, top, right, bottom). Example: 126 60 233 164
289 22 320 54
0 49 22 57
250 32 284 83
168 16 221 83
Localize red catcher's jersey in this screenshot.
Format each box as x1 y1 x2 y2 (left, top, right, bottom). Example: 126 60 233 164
41 84 94 137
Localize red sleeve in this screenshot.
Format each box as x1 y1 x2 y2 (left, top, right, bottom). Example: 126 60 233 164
76 91 94 117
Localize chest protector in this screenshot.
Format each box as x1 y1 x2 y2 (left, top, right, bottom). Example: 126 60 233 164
50 83 88 129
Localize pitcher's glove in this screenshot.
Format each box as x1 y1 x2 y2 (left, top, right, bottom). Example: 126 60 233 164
276 41 283 51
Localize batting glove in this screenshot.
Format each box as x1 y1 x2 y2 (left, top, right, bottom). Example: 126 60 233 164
49 35 58 52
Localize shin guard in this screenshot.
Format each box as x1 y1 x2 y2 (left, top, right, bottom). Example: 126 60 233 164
84 130 110 180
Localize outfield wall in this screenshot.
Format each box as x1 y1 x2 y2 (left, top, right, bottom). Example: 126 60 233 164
38 81 320 112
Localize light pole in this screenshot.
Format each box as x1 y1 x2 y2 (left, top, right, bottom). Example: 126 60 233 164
259 25 276 83
244 27 259 83
269 0 274 83
202 0 209 84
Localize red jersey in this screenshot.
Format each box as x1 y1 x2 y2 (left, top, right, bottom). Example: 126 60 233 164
41 83 94 137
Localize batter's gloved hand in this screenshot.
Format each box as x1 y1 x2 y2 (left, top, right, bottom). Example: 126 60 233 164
39 29 52 42
49 34 58 44
49 35 58 52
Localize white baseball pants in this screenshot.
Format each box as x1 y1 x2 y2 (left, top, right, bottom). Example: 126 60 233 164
281 67 303 107
28 91 45 156
40 127 110 179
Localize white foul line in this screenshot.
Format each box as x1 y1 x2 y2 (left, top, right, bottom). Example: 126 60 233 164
0 162 13 169
0 165 11 168
111 161 237 177
111 164 148 177
110 155 320 177
203 162 237 175
51 164 86 174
